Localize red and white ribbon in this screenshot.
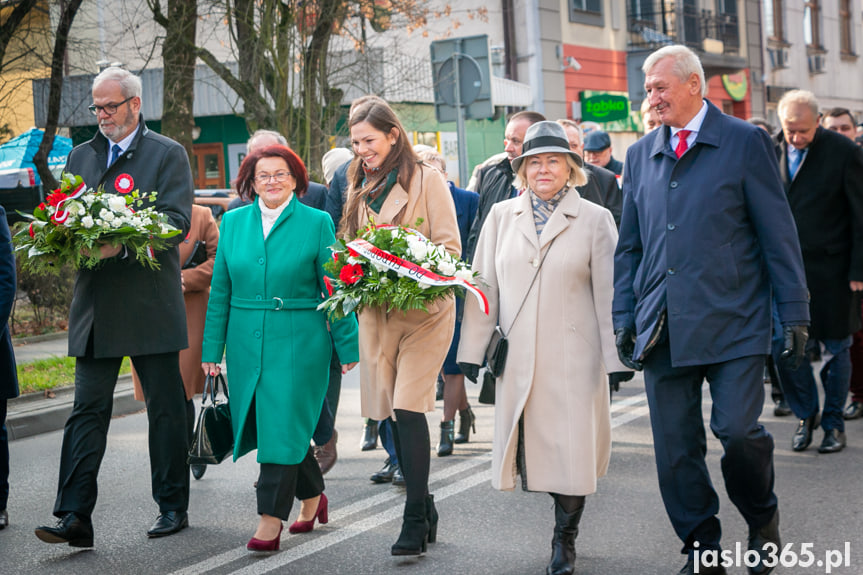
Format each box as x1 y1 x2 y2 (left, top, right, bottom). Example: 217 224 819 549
347 236 489 315
52 181 88 224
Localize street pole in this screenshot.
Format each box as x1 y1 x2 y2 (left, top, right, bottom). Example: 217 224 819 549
452 47 470 187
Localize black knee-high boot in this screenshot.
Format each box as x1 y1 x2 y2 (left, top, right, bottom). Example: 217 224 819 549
547 494 585 575
390 409 435 556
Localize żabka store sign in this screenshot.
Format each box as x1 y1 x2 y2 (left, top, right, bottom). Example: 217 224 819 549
581 94 630 123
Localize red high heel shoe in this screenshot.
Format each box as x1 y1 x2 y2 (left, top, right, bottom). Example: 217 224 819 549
288 493 329 534
247 523 283 551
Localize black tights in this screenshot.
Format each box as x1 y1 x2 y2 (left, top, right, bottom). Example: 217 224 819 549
552 493 586 514
391 409 430 504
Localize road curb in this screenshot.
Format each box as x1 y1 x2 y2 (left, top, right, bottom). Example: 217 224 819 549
11 330 68 346
6 374 143 441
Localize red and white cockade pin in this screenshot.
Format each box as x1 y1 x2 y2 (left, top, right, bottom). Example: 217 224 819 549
115 173 134 194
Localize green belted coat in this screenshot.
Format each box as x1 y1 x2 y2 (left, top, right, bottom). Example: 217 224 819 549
202 197 359 465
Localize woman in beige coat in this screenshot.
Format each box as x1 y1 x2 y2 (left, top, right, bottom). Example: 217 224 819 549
341 96 460 557
458 121 632 575
133 204 219 478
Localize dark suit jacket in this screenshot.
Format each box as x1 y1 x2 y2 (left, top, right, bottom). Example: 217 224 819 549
613 100 809 366
580 164 622 227
65 117 193 358
776 126 863 339
447 182 479 260
0 206 18 400
324 160 351 229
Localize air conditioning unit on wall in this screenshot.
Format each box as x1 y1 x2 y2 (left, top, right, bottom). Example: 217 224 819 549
808 53 826 74
769 48 789 69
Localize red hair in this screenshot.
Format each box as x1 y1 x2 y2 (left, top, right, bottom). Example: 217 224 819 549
235 144 309 202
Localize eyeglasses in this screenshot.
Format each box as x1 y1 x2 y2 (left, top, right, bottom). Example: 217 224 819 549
254 171 293 183
88 96 134 116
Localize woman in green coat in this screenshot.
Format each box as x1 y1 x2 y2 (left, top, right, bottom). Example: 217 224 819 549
202 145 359 551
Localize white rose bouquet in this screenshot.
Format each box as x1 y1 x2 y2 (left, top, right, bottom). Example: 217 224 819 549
13 172 181 274
318 218 488 321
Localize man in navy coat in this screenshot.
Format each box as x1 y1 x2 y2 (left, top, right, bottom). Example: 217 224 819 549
0 206 17 531
612 45 810 575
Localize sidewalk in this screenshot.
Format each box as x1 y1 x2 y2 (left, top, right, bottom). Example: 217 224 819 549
6 332 141 441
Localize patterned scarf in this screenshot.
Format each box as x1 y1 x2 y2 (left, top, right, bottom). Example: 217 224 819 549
530 187 569 236
362 164 398 205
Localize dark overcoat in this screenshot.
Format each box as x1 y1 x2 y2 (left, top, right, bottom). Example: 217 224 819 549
776 127 863 340
0 206 18 400
64 117 193 357
613 100 810 366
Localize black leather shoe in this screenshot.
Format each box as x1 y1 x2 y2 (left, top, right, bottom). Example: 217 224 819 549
191 464 207 480
747 509 779 574
817 429 847 453
0 509 7 530
360 422 378 451
791 414 819 451
844 401 863 420
392 464 405 487
773 399 792 417
370 458 397 483
35 512 94 547
147 511 188 538
678 556 727 575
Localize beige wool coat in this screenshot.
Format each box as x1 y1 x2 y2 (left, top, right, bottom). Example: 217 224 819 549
458 189 628 496
353 163 461 419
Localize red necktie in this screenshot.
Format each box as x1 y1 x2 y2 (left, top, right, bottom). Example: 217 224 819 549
675 130 691 159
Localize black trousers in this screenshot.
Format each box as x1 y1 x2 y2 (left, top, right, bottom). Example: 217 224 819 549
256 447 324 520
53 351 190 519
0 399 8 510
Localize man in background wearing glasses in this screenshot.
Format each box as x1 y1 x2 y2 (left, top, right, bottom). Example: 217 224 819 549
35 66 193 547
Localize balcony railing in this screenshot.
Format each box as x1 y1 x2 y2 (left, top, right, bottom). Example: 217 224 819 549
627 1 740 54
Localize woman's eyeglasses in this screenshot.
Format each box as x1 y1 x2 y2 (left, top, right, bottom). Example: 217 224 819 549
88 96 134 116
254 171 293 183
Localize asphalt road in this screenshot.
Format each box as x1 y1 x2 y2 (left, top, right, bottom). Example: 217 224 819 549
2 369 861 575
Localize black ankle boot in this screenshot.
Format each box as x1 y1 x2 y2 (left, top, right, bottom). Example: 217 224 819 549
436 421 454 457
454 406 476 444
426 494 438 544
547 498 585 575
391 500 429 556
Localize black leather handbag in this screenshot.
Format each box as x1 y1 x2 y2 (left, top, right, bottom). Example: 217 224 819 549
188 373 233 465
182 240 208 270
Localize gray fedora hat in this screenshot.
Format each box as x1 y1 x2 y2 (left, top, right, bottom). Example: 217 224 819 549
511 121 584 172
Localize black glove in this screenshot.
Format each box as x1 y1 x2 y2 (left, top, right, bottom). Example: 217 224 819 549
614 327 643 371
780 324 808 370
458 362 481 383
608 371 634 394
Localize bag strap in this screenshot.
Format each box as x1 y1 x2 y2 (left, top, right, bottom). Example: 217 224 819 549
502 238 555 337
202 372 229 405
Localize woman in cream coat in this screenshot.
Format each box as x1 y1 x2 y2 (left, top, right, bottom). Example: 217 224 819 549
458 121 632 575
341 96 460 557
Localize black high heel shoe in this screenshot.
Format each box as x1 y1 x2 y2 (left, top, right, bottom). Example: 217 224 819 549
454 406 476 444
436 421 454 457
391 500 429 556
426 494 438 544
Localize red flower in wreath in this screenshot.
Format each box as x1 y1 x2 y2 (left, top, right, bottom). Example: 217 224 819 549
46 191 67 207
323 275 334 296
28 222 35 238
339 263 364 285
115 173 134 194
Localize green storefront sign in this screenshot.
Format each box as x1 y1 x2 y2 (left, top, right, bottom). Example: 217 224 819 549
581 93 630 123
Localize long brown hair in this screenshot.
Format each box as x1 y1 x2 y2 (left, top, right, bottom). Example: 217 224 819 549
339 97 418 238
